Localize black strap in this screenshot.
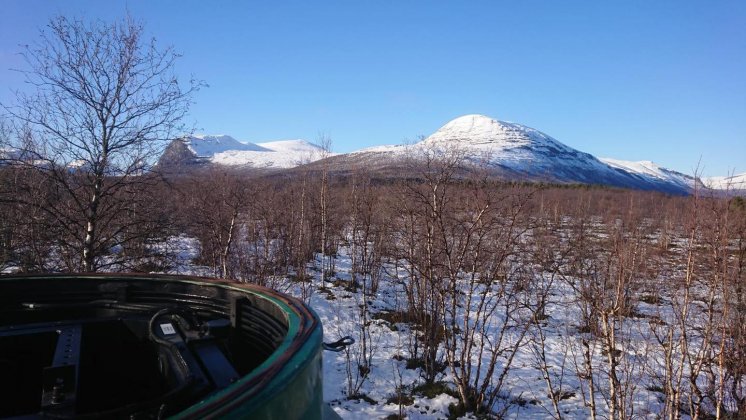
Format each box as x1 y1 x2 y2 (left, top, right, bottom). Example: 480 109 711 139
323 336 355 352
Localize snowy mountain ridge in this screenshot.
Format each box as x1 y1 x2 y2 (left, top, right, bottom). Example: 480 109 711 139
158 115 738 195
703 173 746 191
422 114 567 151
342 114 699 194
599 157 698 191
418 115 697 193
185 135 270 156
417 114 615 175
165 135 328 169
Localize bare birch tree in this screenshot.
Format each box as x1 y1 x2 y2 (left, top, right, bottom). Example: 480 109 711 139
1 16 200 271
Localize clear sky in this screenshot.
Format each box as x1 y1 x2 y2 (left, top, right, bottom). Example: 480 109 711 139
1 1 744 176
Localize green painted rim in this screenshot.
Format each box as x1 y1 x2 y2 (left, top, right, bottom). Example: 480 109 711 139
0 273 325 419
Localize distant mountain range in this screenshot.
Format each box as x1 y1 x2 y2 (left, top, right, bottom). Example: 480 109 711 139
159 135 326 169
158 115 744 195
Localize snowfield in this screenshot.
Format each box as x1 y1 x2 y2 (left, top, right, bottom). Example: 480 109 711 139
148 230 727 419
3 198 740 419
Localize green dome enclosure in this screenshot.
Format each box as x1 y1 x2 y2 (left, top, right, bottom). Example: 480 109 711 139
0 274 334 419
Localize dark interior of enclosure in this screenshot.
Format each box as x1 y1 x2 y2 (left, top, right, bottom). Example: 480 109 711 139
0 278 290 419
77 321 169 414
0 332 57 417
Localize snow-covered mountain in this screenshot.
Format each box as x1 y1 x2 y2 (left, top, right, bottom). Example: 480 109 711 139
0 148 22 166
599 158 699 192
159 135 326 169
186 134 270 156
318 114 697 194
421 115 629 181
703 173 746 191
157 115 737 195
418 115 700 193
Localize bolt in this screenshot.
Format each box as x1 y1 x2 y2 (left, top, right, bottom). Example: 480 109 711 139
51 382 65 404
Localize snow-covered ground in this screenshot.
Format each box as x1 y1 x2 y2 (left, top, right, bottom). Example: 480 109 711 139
2 224 733 418
296 253 675 418
150 233 708 419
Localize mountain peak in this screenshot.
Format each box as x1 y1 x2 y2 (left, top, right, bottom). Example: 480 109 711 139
443 114 499 127
426 114 510 144
422 114 567 155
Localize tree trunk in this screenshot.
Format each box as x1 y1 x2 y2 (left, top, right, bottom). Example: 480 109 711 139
82 174 104 272
221 211 238 279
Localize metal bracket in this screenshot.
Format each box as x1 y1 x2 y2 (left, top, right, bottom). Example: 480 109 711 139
41 325 82 415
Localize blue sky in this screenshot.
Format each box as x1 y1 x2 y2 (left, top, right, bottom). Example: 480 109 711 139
1 1 744 176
